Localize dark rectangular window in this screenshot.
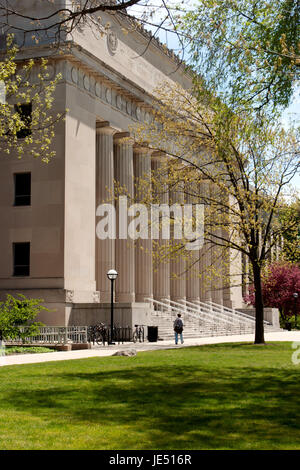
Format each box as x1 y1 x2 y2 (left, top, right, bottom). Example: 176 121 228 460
13 242 30 277
14 172 31 206
15 103 32 139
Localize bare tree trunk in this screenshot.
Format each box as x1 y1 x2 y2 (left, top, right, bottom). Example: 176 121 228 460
252 262 265 344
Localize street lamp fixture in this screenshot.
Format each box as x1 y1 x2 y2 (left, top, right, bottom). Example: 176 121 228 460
293 292 299 330
107 269 118 344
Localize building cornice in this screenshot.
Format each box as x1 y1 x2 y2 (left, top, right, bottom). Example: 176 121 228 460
12 41 159 126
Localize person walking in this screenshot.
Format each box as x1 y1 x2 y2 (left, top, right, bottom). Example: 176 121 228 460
173 313 184 345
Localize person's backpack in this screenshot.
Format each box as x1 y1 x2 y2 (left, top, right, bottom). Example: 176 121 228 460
174 318 183 333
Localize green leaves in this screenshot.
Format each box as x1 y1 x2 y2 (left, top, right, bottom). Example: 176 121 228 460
280 199 300 263
0 34 63 162
181 0 299 113
0 294 45 341
133 78 299 273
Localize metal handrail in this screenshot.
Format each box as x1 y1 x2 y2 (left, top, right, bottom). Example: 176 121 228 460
193 299 256 324
147 297 237 328
205 300 270 325
178 298 243 326
168 298 242 327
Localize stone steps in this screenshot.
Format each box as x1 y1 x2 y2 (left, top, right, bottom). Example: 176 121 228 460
149 309 280 340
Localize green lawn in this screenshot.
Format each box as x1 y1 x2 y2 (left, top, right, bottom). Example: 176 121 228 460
0 342 299 450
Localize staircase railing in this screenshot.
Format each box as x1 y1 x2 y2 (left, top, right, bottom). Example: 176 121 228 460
194 299 270 325
206 300 271 324
170 298 259 329
146 297 256 331
178 298 250 326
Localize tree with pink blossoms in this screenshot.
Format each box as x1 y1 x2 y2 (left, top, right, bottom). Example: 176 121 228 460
244 262 300 324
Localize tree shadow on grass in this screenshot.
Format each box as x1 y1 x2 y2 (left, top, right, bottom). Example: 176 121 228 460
2 361 300 449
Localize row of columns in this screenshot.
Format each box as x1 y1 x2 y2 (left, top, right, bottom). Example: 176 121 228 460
96 123 225 305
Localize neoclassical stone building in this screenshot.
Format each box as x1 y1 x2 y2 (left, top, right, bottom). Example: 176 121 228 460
0 2 248 327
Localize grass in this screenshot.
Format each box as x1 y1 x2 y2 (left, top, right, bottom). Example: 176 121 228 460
0 342 299 450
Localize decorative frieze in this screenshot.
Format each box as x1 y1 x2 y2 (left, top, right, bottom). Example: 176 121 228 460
66 61 153 125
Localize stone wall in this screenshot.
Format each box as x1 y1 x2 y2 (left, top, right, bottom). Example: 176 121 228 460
238 308 280 328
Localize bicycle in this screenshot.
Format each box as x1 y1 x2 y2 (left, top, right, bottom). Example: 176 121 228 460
132 324 145 343
87 323 107 345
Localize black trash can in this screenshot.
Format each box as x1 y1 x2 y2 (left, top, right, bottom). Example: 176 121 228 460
148 326 158 342
285 322 292 331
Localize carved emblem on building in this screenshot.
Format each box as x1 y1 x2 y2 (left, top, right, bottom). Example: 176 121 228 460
105 87 112 103
65 290 74 303
107 30 118 55
116 94 123 110
71 67 78 84
95 82 102 97
126 100 132 114
93 291 100 303
136 106 141 120
83 74 90 91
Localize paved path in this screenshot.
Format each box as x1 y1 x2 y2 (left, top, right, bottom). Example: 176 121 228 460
1 331 300 367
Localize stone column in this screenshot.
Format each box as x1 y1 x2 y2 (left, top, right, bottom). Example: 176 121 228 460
222 226 233 308
152 156 170 302
199 179 212 302
241 251 248 299
114 132 135 303
221 192 234 308
170 181 186 305
210 183 223 305
186 186 200 304
95 122 116 302
134 145 153 302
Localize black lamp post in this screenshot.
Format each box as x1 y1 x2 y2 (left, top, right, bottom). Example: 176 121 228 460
107 269 118 345
293 292 298 330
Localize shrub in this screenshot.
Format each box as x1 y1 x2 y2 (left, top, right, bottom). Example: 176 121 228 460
0 294 46 342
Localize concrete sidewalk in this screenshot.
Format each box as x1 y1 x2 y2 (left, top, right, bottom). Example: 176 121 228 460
1 330 300 367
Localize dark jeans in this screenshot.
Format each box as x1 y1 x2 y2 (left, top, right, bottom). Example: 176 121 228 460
174 331 183 344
